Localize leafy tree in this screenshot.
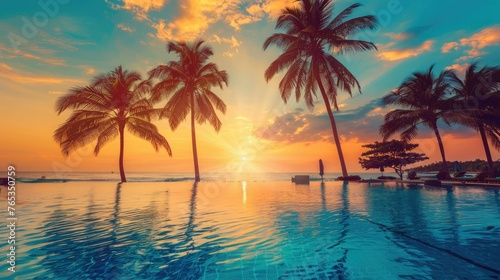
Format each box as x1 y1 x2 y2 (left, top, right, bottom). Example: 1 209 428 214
149 40 228 182
359 140 429 180
380 65 458 178
263 0 378 178
54 66 172 182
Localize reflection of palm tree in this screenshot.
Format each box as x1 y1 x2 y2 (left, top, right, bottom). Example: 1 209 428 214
450 63 500 176
320 182 326 211
332 181 350 276
263 0 378 178
111 183 121 252
54 66 172 182
149 41 229 182
38 188 118 277
445 187 459 242
380 65 457 176
156 182 219 278
186 182 198 245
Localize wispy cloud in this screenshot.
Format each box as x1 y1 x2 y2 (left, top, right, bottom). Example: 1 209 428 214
208 35 241 57
258 0 300 20
0 43 65 66
385 32 411 41
445 63 470 78
108 0 167 21
377 40 433 61
442 24 500 61
0 63 81 84
117 23 134 32
441 42 460 53
77 65 96 75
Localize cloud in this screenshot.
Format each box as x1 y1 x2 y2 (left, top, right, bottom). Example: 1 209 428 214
151 0 218 42
254 99 384 143
225 11 260 31
117 23 134 32
445 63 470 77
77 65 96 75
442 24 500 61
151 0 253 42
0 63 81 84
108 0 167 21
151 0 300 43
377 40 433 61
0 43 65 66
261 0 300 20
441 42 460 53
209 35 241 57
385 32 410 41
0 63 12 71
381 24 435 49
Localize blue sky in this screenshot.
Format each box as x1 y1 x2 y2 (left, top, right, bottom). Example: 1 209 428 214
1 0 499 173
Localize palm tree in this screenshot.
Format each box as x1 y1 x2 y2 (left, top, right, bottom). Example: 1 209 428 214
380 65 458 176
263 0 378 178
149 40 228 182
54 66 172 182
450 63 500 176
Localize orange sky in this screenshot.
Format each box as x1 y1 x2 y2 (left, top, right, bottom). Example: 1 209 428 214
1 1 499 175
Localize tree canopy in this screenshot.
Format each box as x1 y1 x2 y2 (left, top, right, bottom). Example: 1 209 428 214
359 140 428 180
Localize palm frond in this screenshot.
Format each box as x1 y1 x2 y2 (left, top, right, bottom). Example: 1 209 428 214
127 118 172 155
264 49 300 82
94 123 119 155
329 15 378 38
195 93 222 131
379 109 421 140
327 3 362 29
201 88 227 114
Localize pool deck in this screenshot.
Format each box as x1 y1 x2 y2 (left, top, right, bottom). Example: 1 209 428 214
359 178 500 188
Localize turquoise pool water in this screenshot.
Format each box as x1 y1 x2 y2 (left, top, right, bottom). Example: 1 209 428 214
1 181 499 279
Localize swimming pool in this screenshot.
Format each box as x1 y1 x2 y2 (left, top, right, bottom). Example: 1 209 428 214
1 181 499 279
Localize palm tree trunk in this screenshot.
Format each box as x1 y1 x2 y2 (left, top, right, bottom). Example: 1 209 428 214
478 124 494 176
432 125 449 179
191 93 201 182
118 123 126 182
317 80 348 177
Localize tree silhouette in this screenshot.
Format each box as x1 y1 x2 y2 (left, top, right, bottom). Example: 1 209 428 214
380 65 457 177
359 140 428 180
54 66 172 182
263 0 378 178
450 63 500 176
149 40 228 182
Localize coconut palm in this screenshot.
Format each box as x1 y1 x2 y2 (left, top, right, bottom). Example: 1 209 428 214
149 40 228 182
263 0 378 178
450 63 500 175
380 65 458 176
54 66 172 182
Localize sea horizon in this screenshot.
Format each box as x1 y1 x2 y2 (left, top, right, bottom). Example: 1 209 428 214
13 171 396 183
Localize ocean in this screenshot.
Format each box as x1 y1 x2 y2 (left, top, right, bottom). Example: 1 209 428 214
13 171 389 183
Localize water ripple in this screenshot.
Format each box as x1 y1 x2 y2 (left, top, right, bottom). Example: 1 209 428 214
0 181 499 279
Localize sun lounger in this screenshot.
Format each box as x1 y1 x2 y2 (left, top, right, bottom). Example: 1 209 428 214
452 171 466 178
451 171 489 182
292 175 310 184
